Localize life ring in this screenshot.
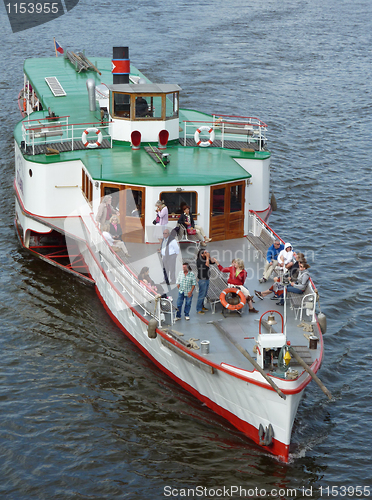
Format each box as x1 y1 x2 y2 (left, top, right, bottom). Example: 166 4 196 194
82 127 103 149
194 126 215 147
220 288 246 311
23 98 27 112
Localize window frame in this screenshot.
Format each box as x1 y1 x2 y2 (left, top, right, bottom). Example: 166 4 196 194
159 191 198 220
111 91 179 121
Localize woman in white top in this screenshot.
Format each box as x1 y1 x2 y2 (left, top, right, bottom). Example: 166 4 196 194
278 242 295 270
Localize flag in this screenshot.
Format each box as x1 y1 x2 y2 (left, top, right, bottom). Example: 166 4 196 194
54 39 64 55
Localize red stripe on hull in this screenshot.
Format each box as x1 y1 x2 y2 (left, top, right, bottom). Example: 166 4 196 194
95 285 290 462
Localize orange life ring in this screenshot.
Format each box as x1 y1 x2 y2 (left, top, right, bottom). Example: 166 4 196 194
23 98 27 112
219 288 246 310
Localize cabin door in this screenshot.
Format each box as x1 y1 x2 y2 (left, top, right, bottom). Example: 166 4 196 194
209 181 245 241
121 186 145 243
101 184 145 243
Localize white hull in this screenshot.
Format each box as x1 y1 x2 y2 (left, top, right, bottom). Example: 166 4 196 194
15 199 316 461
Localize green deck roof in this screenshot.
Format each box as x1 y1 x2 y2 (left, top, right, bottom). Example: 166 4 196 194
15 56 270 187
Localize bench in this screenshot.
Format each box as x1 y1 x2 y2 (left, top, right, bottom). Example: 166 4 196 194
286 283 316 322
207 265 229 313
30 123 63 140
176 223 201 248
246 228 275 260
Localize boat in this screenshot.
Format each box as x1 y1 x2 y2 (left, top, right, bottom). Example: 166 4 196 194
13 46 329 461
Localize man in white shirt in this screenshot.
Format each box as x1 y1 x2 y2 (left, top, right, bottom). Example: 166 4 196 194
159 228 180 284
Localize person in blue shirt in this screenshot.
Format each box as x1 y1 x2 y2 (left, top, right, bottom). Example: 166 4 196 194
259 239 284 283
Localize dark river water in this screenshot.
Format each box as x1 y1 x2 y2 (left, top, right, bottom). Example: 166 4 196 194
0 0 371 498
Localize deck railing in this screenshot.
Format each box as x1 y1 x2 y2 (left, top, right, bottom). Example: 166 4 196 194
182 115 267 150
248 210 318 299
21 116 112 155
248 210 282 242
81 214 163 326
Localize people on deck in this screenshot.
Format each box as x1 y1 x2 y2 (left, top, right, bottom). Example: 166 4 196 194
101 223 130 258
159 228 180 285
154 200 169 242
96 195 119 228
277 242 295 271
216 258 258 313
138 266 166 297
196 249 217 314
286 262 311 293
255 280 284 301
177 205 211 247
109 214 122 241
175 263 197 321
260 239 284 283
289 251 306 279
277 261 311 306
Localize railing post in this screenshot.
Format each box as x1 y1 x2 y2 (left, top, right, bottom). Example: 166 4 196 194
157 300 162 327
71 125 74 151
259 127 262 151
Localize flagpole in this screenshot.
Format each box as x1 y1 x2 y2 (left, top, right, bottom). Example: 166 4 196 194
53 37 58 57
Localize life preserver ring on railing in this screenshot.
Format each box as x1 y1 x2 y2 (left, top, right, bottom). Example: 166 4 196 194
194 126 215 147
82 127 103 149
220 288 246 311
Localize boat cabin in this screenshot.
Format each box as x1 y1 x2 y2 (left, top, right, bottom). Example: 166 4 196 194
108 83 181 145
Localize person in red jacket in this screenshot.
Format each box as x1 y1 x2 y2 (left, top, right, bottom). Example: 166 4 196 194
216 258 258 313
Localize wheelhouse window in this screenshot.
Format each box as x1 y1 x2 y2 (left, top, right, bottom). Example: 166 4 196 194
111 88 180 121
165 92 179 119
112 93 130 118
135 95 162 119
160 191 198 219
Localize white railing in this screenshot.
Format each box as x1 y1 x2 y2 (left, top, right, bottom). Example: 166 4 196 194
22 117 112 155
82 214 163 326
248 210 279 241
248 210 318 313
182 115 268 150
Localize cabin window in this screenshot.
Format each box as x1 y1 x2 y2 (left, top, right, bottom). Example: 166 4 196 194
125 188 142 216
134 95 162 119
103 186 120 211
112 92 130 118
160 191 198 219
230 184 243 212
112 91 179 120
82 170 93 206
212 188 225 215
165 92 179 119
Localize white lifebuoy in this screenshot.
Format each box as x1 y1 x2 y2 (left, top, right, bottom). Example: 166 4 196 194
82 127 103 149
194 126 215 147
